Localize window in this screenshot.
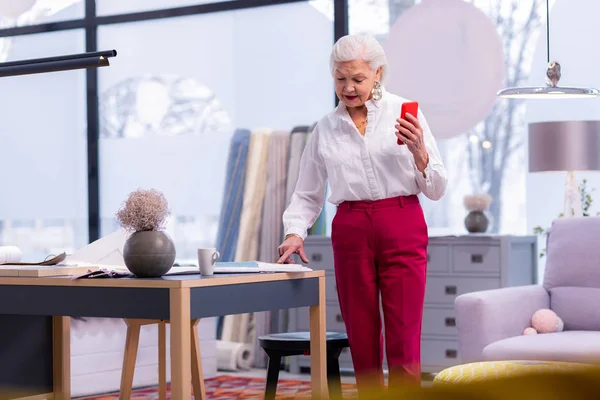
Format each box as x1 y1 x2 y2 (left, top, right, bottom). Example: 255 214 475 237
0 29 87 261
96 0 232 16
98 2 334 260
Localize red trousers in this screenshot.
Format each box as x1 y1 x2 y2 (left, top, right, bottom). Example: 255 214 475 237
331 195 428 392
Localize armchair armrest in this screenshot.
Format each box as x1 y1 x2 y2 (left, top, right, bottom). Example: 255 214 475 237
455 285 549 363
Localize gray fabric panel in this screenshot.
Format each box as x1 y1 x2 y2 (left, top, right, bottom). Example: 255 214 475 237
256 130 291 367
259 130 290 263
285 125 310 207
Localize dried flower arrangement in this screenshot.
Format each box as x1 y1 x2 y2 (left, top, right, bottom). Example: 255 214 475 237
115 188 171 233
463 194 492 212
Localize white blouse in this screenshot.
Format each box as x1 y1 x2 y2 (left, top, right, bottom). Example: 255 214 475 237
283 89 448 240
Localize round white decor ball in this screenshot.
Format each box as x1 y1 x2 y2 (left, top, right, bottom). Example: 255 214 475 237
383 0 505 139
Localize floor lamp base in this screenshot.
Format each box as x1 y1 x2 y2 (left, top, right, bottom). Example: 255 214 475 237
563 171 583 217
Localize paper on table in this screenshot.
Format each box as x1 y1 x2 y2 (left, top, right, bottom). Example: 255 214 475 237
59 230 127 268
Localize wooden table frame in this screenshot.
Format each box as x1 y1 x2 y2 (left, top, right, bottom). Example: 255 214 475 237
0 270 327 400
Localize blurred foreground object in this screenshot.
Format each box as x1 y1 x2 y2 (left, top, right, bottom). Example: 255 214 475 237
348 362 600 400
433 360 592 385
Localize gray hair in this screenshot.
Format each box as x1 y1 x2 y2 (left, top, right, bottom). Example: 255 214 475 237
329 34 389 84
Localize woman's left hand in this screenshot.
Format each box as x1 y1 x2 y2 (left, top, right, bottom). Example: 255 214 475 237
395 113 429 171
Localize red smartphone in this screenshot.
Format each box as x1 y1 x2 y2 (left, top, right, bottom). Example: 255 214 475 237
398 101 419 145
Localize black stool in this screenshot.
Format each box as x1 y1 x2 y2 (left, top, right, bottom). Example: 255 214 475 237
258 332 349 400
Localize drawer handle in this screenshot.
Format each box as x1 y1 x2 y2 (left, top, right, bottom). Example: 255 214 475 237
445 317 456 327
335 314 343 323
311 252 322 262
445 349 457 359
445 285 457 295
471 254 483 263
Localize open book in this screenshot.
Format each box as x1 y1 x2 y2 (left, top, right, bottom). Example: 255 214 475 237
213 261 312 273
157 261 310 276
163 261 311 276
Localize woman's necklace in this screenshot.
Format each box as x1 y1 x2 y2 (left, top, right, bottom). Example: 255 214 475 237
355 117 368 129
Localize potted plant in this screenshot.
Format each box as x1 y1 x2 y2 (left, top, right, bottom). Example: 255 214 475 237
533 178 600 258
463 193 492 233
116 188 176 277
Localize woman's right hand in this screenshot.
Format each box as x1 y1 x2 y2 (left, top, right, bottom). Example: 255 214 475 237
277 234 309 264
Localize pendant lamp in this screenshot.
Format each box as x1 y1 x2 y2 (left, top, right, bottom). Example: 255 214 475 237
497 0 599 99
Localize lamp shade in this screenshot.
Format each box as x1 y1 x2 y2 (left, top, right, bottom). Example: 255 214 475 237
528 120 600 172
498 86 600 99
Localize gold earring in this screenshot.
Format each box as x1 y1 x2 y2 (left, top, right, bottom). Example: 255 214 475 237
372 81 382 101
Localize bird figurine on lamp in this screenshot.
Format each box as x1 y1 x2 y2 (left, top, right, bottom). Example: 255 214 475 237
546 61 561 88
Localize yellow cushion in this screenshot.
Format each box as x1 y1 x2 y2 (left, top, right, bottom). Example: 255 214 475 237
433 360 593 385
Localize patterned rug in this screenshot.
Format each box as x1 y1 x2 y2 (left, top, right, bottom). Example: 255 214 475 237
80 375 358 399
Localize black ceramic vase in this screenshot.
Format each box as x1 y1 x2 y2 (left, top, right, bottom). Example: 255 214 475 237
123 230 176 278
465 211 489 233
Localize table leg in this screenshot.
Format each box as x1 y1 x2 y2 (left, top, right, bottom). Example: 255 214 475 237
52 316 70 400
120 320 141 400
191 319 206 400
309 276 328 399
158 321 167 400
170 288 192 400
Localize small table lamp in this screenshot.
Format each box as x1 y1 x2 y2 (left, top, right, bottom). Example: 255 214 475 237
529 120 600 217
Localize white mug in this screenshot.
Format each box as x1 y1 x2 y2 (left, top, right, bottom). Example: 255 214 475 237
197 248 220 276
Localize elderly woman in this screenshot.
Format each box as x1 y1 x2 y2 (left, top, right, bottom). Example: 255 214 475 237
278 34 447 392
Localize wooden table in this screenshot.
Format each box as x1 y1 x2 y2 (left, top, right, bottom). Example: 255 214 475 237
0 270 327 400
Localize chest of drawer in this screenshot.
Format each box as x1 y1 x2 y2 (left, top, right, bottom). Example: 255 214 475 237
422 307 457 337
302 239 334 272
294 303 346 332
452 244 500 274
427 244 450 273
421 338 460 370
425 276 500 305
326 272 338 303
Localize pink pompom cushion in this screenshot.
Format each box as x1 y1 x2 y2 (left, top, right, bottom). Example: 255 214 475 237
532 309 561 333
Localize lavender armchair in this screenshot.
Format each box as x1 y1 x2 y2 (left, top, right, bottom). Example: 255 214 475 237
455 216 600 364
